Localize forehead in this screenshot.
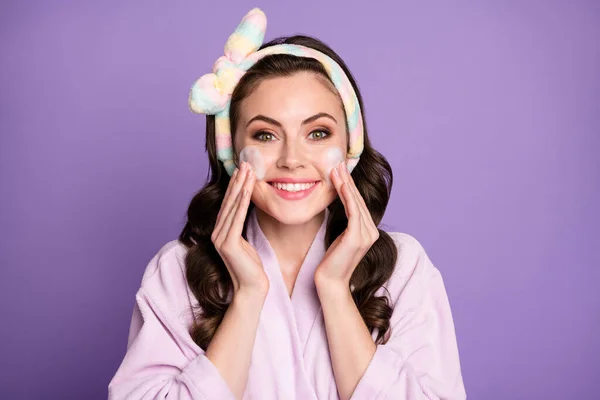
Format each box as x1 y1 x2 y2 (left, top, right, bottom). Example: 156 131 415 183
238 72 345 122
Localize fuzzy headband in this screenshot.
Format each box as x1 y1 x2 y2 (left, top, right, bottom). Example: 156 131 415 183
188 8 364 176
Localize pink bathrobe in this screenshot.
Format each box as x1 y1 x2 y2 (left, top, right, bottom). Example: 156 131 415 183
108 207 466 399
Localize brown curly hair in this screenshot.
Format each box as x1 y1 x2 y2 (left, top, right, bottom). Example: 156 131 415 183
178 35 398 350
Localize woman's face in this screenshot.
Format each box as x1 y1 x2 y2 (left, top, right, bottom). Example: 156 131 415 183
233 72 348 226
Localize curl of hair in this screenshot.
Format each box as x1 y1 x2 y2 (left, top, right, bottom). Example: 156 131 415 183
178 35 397 350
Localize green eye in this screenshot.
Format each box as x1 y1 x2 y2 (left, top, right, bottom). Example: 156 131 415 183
310 130 330 140
254 132 275 142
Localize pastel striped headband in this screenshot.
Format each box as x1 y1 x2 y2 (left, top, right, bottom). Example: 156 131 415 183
188 7 364 176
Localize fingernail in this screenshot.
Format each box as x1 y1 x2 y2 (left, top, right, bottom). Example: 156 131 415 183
248 168 253 177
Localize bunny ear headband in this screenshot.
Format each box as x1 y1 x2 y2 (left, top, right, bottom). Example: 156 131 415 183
188 7 364 176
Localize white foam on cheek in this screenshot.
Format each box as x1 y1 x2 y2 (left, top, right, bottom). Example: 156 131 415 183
323 147 345 186
239 146 266 181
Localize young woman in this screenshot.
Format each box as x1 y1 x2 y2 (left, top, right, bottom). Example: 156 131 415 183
108 8 466 400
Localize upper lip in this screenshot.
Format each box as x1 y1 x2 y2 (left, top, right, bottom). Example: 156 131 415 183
268 178 320 184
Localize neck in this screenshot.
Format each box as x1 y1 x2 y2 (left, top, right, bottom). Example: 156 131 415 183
255 208 325 267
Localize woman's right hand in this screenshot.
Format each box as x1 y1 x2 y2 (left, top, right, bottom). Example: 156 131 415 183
211 161 269 296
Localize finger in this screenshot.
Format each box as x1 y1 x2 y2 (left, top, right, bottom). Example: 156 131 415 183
214 163 248 241
344 166 379 244
215 167 239 227
340 163 361 208
330 161 344 193
338 166 357 219
223 167 239 206
342 181 361 234
339 162 362 218
218 166 255 245
334 162 366 239
339 164 373 246
228 167 256 239
342 161 364 208
217 190 243 247
331 163 349 212
343 162 375 230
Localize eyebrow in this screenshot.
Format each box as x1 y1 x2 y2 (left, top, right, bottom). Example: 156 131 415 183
245 112 337 128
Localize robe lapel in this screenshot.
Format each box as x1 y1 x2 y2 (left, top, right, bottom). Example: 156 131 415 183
246 207 327 352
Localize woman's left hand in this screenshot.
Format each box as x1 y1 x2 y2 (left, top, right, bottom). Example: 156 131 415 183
314 161 379 288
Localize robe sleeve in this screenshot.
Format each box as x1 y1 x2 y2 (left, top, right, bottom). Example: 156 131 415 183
350 234 467 400
108 242 236 400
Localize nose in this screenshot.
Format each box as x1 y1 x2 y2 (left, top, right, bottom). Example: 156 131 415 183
276 139 305 170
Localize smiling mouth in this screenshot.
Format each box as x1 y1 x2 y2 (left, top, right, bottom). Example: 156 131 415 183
267 181 319 192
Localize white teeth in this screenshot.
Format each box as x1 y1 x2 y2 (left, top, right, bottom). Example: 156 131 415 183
272 182 316 192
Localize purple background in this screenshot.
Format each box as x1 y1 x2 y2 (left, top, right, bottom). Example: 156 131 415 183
1 1 598 398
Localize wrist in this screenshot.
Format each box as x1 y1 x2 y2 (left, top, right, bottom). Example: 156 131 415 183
233 284 269 307
314 275 351 299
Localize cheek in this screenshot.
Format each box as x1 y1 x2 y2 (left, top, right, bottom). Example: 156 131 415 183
240 144 346 187
318 147 345 186
239 145 266 181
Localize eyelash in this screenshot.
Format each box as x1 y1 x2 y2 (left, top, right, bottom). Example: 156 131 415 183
253 129 331 142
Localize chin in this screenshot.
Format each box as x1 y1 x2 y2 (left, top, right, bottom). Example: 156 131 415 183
261 207 324 226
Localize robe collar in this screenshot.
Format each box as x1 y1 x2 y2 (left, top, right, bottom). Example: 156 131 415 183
246 206 329 349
